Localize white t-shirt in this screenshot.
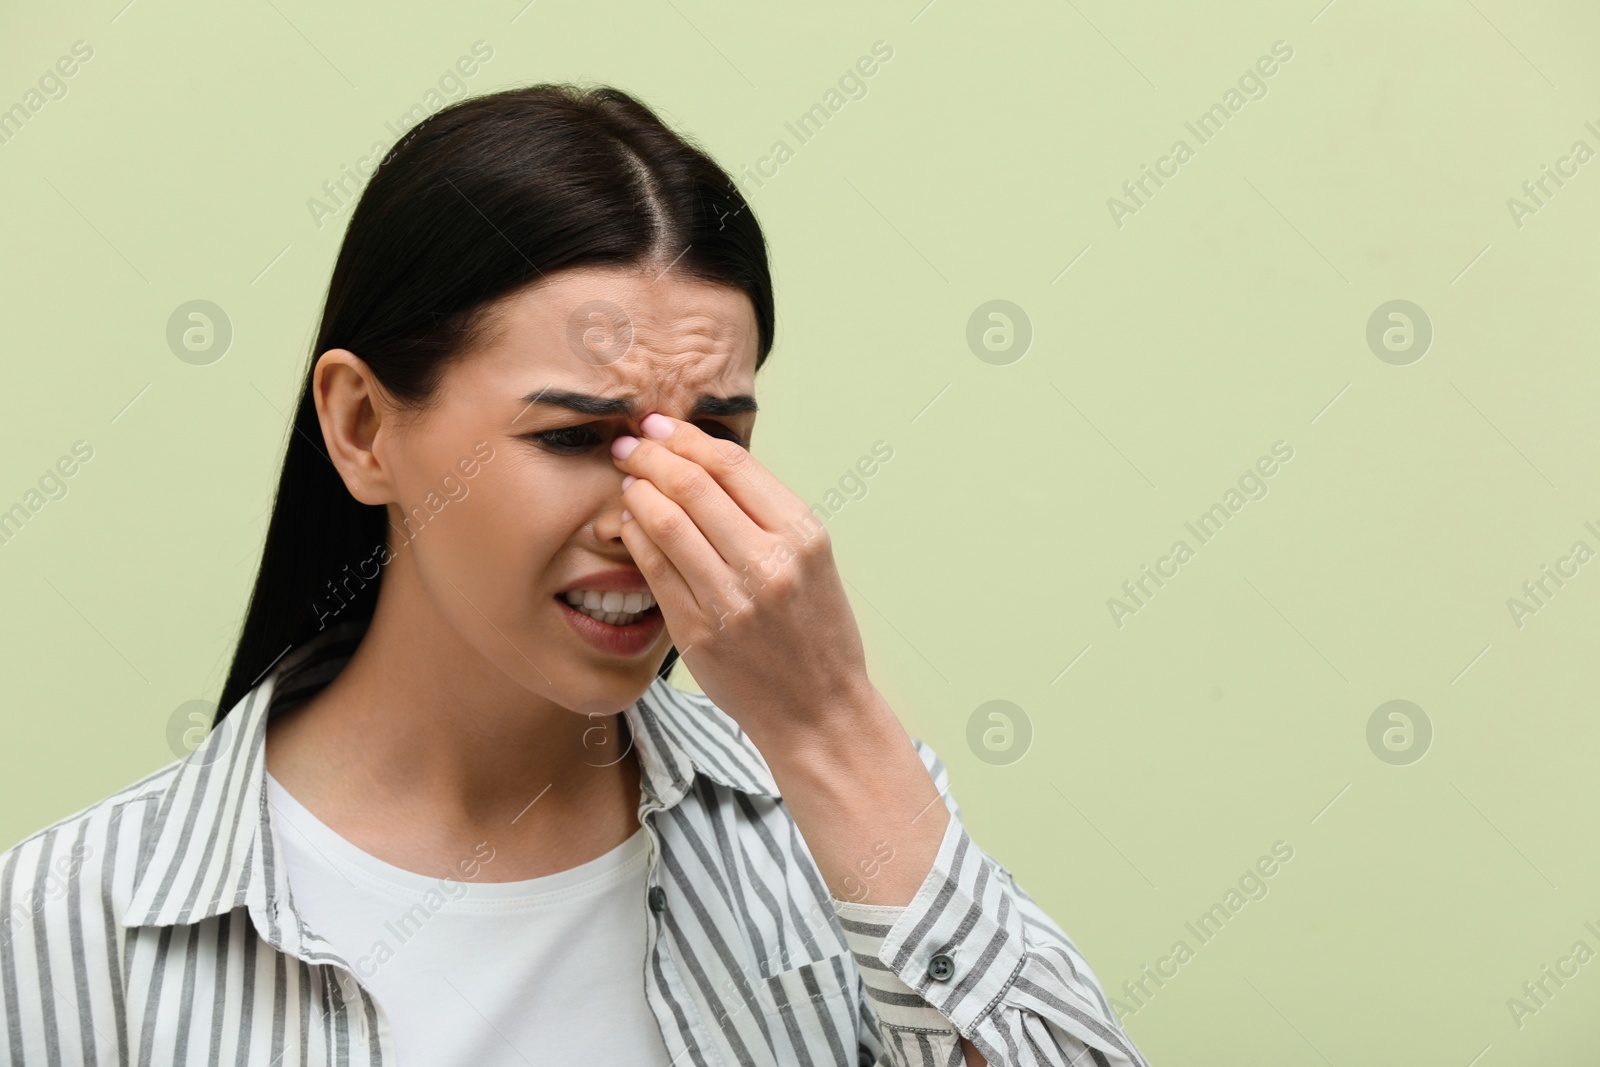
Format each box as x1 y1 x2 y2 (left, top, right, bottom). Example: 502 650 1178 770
265 771 674 1065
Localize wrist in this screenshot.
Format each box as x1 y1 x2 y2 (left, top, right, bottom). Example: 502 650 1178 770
749 682 950 907
746 676 901 775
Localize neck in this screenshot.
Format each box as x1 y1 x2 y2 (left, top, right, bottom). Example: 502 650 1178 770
263 553 644 880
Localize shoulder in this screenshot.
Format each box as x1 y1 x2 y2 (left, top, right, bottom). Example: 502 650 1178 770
637 679 784 798
652 680 736 729
0 759 179 938
643 678 962 816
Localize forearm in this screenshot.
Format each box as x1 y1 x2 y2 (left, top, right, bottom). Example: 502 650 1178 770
746 688 1138 1067
745 682 949 908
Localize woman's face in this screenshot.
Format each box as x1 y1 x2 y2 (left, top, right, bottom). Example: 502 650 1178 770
354 263 760 716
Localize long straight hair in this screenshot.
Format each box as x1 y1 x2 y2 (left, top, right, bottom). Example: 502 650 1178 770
215 84 775 722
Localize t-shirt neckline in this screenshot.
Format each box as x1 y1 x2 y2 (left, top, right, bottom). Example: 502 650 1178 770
264 770 648 905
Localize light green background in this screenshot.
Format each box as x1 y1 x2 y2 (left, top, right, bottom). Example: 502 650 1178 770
3 0 1598 1062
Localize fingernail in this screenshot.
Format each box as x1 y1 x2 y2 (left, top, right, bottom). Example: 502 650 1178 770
621 509 632 522
621 474 637 489
641 413 673 440
612 435 639 459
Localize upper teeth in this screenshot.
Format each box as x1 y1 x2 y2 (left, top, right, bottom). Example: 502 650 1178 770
563 589 656 621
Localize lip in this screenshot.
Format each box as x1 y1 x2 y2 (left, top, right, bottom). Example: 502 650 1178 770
557 569 653 595
555 595 665 657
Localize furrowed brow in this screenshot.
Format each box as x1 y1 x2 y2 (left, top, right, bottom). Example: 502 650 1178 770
518 388 758 419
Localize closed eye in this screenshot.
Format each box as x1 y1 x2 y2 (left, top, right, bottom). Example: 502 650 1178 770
529 426 603 454
524 421 747 454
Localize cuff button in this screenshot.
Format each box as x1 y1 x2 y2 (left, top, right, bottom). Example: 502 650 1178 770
927 952 955 982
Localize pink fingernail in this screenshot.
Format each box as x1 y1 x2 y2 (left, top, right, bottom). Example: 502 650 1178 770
621 509 632 522
612 435 639 459
640 413 673 440
621 474 637 489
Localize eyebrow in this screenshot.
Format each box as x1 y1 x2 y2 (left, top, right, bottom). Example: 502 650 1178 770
518 388 758 419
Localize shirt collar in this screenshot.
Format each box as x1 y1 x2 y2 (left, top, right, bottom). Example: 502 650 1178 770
122 619 779 932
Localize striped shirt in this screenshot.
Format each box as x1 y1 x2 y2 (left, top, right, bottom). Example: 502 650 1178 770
0 620 1150 1066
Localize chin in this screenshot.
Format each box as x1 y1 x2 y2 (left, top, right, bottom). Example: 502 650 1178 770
560 661 662 714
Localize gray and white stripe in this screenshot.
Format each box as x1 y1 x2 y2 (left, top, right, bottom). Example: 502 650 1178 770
1 620 1146 1066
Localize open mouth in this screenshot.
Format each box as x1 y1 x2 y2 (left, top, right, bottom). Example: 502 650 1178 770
556 589 660 627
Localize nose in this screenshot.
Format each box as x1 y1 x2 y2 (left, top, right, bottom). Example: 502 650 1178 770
601 408 664 535
596 469 633 544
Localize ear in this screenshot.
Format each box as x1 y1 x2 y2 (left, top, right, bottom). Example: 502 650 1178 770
311 348 399 506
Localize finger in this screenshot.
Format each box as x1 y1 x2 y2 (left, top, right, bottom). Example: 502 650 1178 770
613 433 764 568
633 413 810 536
616 500 700 629
620 475 737 619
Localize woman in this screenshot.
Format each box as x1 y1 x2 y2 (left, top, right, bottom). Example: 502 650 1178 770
0 84 1148 1067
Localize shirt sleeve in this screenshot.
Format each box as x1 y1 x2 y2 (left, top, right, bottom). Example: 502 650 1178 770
829 737 1151 1067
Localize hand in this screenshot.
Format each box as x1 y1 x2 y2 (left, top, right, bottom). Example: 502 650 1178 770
611 412 876 747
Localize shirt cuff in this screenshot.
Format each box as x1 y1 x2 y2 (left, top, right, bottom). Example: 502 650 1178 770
830 894 960 1037
830 806 1011 1039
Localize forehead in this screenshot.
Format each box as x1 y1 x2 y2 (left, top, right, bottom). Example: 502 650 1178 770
463 264 759 410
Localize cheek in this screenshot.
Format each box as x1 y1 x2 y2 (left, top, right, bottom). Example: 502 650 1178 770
465 456 606 573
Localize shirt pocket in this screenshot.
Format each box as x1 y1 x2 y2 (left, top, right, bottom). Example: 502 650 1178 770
757 951 860 1065
876 1022 964 1067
